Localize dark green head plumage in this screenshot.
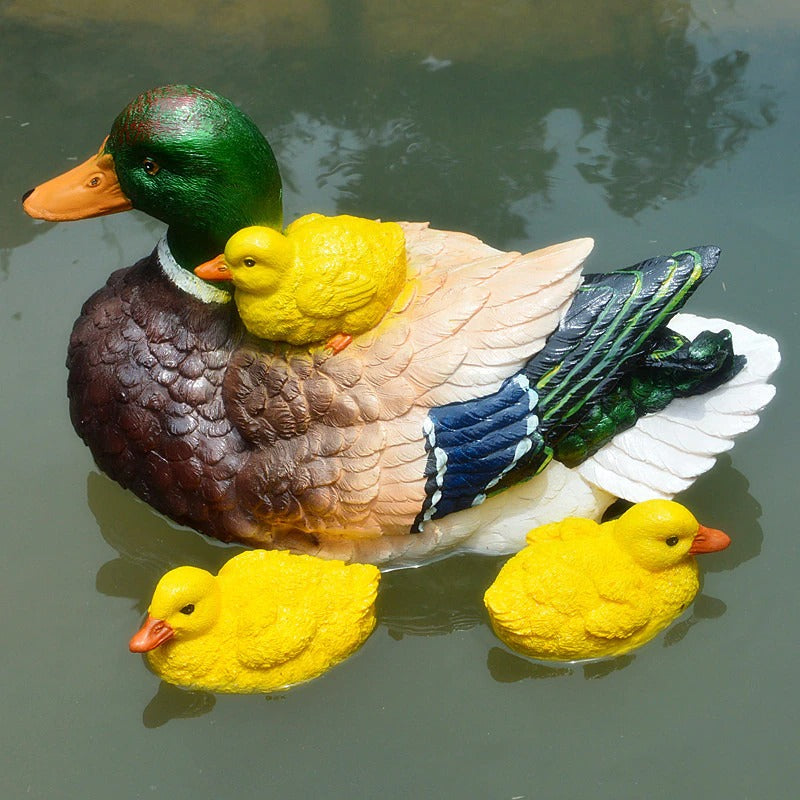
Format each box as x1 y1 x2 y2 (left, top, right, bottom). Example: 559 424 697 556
105 85 283 268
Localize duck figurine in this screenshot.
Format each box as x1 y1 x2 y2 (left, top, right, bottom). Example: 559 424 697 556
129 549 379 693
484 500 731 661
22 85 779 567
193 214 407 353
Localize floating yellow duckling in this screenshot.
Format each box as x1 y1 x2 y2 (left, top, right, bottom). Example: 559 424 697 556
129 550 380 693
484 500 730 662
194 213 407 353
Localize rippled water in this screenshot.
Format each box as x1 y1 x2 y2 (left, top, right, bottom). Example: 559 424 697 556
1 2 798 797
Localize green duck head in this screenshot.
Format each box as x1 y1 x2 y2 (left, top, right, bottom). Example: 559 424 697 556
23 85 283 271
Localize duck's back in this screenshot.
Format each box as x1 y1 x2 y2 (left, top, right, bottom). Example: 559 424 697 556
63 227 597 565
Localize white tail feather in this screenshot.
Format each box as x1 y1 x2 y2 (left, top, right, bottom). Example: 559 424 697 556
575 313 779 502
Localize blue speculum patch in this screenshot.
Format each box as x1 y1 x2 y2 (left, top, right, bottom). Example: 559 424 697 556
414 374 548 532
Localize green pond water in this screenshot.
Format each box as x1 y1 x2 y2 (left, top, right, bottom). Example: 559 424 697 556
1 1 798 797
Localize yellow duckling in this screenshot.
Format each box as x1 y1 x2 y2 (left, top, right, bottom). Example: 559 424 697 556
129 550 380 693
484 500 730 662
194 213 407 353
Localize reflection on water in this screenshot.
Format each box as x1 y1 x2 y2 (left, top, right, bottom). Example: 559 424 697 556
90 454 762 632
89 472 247 615
486 646 638 681
3 0 775 265
575 50 775 216
378 554 504 638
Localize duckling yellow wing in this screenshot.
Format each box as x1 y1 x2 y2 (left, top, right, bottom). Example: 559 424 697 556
524 517 598 546
219 551 379 683
220 552 321 670
582 572 653 640
295 271 378 319
234 598 320 671
485 539 654 659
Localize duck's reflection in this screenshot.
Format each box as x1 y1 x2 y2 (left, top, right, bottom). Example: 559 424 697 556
90 472 246 615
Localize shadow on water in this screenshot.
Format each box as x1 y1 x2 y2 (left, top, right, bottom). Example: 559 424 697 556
662 593 727 648
142 682 217 729
4 0 777 268
676 454 764 573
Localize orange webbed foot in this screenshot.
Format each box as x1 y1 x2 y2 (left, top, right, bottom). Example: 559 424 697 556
324 333 353 355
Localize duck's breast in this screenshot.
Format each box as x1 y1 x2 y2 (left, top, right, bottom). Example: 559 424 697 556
67 251 254 540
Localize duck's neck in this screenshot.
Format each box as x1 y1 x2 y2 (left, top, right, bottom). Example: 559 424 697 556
157 238 232 304
166 225 230 272
165 198 283 272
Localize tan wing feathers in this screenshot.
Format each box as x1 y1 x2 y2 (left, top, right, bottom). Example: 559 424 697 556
356 228 592 408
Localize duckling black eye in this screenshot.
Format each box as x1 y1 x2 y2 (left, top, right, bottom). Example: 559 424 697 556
665 536 679 547
243 257 256 268
180 603 195 615
142 157 160 176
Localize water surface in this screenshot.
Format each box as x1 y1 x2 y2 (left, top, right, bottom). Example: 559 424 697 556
1 2 798 798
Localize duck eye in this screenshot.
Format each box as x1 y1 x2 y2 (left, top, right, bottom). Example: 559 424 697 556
243 257 256 268
665 536 679 547
142 157 160 176
179 603 195 615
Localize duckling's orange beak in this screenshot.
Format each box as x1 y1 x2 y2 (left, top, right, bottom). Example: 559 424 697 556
194 254 232 281
22 138 133 221
129 615 174 653
689 525 731 554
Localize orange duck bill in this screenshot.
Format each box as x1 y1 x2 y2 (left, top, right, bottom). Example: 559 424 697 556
129 615 175 653
22 137 133 221
194 254 231 281
689 524 731 554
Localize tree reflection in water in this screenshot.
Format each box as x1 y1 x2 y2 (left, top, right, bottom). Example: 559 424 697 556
6 0 776 262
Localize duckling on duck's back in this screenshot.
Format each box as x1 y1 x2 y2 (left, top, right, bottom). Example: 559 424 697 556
195 213 407 352
484 500 731 661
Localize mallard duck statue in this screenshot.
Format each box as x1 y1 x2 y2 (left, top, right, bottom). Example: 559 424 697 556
23 85 779 567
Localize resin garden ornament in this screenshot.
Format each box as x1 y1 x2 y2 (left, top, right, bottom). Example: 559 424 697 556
130 550 379 693
23 85 779 568
193 214 407 353
484 500 731 661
